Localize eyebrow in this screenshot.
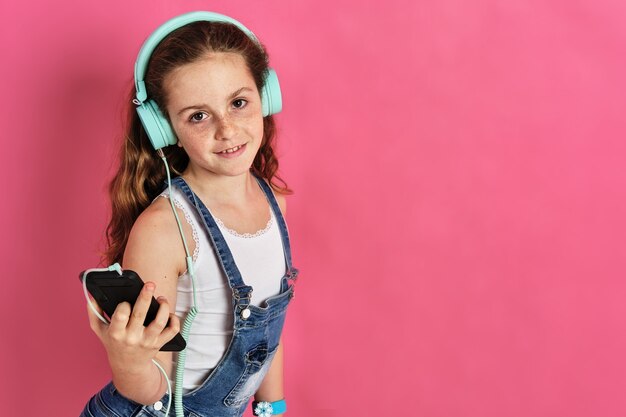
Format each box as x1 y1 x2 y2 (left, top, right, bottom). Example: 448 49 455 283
176 87 255 116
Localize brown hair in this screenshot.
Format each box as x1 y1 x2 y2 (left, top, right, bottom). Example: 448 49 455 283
105 21 290 265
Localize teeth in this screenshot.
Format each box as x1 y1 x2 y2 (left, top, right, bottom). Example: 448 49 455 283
220 145 242 154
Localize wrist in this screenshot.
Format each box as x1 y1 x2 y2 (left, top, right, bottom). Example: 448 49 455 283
110 360 166 405
109 357 154 377
252 399 287 416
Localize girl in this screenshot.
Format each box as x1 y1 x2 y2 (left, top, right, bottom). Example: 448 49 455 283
81 11 297 417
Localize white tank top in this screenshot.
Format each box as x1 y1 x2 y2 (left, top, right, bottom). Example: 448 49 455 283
157 186 286 391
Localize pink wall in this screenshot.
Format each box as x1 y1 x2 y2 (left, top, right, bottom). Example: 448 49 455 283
2 1 625 416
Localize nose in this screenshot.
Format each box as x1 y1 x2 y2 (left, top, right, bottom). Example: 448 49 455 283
215 113 236 141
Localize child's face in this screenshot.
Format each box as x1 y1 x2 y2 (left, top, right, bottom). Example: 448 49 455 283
164 52 264 178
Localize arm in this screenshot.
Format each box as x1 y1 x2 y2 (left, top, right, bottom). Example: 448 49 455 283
254 341 285 416
251 192 288 414
86 198 192 405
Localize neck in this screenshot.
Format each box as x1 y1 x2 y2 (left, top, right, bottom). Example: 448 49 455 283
181 166 257 206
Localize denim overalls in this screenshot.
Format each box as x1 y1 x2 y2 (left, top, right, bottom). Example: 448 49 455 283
81 175 297 417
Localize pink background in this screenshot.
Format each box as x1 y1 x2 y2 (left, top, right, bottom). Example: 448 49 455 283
2 0 625 416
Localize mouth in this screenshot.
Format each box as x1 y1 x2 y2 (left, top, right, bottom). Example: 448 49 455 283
216 144 245 154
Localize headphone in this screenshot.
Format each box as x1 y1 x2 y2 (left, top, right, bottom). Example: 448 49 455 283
133 11 283 151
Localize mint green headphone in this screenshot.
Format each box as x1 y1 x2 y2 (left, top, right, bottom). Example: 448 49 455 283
134 11 283 151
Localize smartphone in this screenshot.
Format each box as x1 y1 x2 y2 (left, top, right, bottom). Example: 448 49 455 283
80 269 186 352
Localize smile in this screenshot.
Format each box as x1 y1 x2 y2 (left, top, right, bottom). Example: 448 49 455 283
217 144 244 154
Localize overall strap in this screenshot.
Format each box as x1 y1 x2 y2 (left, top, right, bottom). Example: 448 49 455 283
254 176 295 273
170 177 252 305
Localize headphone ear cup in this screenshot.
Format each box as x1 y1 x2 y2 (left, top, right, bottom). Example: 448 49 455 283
261 68 283 117
136 100 178 150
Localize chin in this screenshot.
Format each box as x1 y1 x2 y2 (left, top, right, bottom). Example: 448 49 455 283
218 164 256 178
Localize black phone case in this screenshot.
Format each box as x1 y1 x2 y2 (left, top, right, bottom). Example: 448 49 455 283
80 269 186 352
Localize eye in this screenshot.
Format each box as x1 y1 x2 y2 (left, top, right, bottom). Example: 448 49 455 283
232 99 248 109
189 112 208 123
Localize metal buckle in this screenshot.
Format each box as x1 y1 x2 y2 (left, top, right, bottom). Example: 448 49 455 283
287 268 299 281
232 285 253 302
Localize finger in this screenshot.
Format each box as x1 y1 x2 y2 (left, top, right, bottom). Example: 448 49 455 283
108 301 132 336
127 282 156 331
157 313 182 348
144 296 171 342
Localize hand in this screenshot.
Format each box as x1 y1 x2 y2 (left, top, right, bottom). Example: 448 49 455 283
86 281 180 373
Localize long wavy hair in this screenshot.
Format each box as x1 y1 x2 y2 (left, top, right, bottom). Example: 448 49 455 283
105 21 290 265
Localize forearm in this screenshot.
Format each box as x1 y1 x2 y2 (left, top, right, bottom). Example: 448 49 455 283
92 284 176 405
109 355 170 405
254 342 285 415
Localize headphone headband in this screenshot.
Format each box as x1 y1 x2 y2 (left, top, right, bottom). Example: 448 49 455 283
132 11 282 150
134 11 260 103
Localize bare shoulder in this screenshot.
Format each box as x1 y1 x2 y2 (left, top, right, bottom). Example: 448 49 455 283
129 197 181 248
123 197 189 284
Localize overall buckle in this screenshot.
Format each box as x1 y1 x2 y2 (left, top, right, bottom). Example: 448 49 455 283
287 268 299 281
232 285 253 319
